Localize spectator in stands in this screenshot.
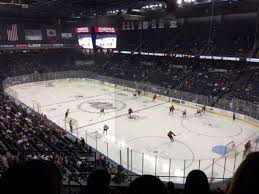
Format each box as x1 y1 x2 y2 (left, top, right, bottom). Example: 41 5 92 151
227 152 259 194
1 160 62 194
184 170 210 194
127 175 167 194
167 181 176 194
86 169 120 194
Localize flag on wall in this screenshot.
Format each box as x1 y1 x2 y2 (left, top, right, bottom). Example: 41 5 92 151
46 28 57 39
7 24 18 41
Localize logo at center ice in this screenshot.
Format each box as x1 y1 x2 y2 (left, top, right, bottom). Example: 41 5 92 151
78 99 126 113
88 102 116 110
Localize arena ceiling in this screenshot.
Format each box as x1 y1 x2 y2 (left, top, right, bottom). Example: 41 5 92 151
0 0 167 18
0 0 257 19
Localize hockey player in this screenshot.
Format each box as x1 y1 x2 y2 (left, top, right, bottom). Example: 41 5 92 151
69 119 73 133
243 140 252 158
233 113 236 121
153 94 157 101
169 105 175 114
128 108 133 118
65 109 69 119
202 105 206 112
100 107 105 115
245 140 251 151
167 131 176 142
182 110 187 118
103 124 109 135
195 109 202 116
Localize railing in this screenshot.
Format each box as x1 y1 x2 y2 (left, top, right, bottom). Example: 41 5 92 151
2 70 259 184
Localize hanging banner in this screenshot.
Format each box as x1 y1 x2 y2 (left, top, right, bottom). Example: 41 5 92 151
143 21 148 29
131 21 135 30
151 20 156 29
138 21 142 29
61 32 72 39
159 20 164 28
126 21 130 30
122 22 126 30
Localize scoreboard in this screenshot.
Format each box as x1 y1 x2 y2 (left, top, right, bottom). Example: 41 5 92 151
75 27 93 49
94 26 117 49
75 26 117 50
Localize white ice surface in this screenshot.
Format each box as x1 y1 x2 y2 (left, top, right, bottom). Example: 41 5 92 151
9 79 259 183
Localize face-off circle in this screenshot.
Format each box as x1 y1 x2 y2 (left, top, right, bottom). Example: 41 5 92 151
78 99 126 113
127 136 194 160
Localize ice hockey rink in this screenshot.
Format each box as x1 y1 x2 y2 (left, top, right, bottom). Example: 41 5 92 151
7 79 259 183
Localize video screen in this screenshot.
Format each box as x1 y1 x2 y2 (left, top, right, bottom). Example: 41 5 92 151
95 34 117 49
78 34 93 49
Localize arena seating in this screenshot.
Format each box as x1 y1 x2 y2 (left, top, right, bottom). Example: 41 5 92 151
1 49 259 103
118 19 255 57
0 92 125 182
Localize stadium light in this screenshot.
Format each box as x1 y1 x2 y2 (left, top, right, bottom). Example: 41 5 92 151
177 0 183 5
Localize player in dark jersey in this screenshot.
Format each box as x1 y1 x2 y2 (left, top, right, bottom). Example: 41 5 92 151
100 107 105 115
167 131 176 142
65 109 69 119
243 140 252 158
153 94 157 101
202 105 206 112
69 119 73 133
169 105 175 114
182 110 187 118
245 140 251 152
233 113 236 121
128 108 133 118
195 109 202 116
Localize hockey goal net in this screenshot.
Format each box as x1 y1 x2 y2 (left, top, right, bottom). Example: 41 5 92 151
224 141 238 157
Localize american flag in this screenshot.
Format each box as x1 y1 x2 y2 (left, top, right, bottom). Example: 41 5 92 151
7 24 18 41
